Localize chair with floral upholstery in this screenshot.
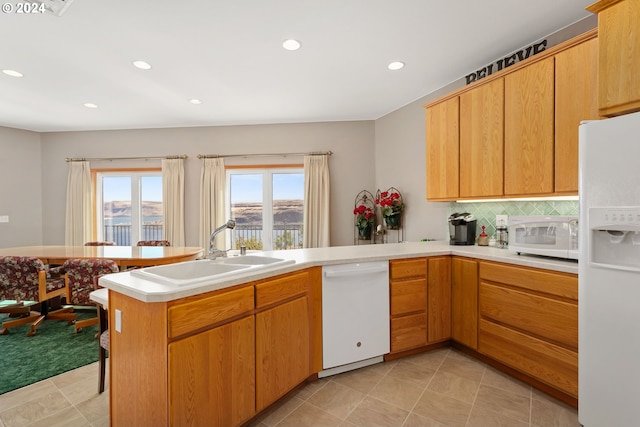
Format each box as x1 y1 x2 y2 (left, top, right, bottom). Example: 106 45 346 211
54 259 119 334
136 240 171 246
0 256 76 336
84 241 116 246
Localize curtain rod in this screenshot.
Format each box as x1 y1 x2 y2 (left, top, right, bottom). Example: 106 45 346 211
197 151 332 159
65 154 188 162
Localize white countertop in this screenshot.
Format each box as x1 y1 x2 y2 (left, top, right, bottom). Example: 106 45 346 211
98 241 578 303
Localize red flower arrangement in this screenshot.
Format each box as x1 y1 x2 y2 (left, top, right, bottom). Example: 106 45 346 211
353 205 375 228
375 190 404 217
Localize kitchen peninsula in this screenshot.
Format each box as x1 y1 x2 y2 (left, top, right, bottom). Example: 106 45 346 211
99 241 578 427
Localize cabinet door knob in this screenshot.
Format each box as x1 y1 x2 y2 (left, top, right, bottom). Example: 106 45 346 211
356 342 362 347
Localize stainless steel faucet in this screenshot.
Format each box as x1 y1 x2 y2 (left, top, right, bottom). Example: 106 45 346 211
208 219 236 259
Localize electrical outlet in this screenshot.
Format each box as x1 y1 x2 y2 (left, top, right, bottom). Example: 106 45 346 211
115 309 122 333
0 215 8 223
496 215 508 227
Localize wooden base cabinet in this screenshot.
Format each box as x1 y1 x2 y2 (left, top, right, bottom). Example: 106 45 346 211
478 261 578 398
427 257 451 343
451 257 478 350
389 257 451 354
169 316 255 427
256 297 309 411
108 268 320 427
390 258 427 353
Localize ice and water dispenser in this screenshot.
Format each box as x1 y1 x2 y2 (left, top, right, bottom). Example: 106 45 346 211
589 207 640 271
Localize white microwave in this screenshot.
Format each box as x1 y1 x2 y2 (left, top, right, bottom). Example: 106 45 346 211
508 215 579 260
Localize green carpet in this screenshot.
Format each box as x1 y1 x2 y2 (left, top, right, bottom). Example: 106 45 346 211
0 309 100 395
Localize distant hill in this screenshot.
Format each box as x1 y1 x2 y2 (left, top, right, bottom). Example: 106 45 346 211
104 200 303 224
104 201 163 218
232 200 303 225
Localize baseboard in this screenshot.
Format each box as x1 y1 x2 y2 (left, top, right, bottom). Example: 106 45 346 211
318 356 384 378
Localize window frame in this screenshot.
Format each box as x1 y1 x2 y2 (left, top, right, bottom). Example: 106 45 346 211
225 164 304 251
92 168 162 244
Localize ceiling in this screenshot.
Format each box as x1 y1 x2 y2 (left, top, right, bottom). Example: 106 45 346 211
0 0 595 132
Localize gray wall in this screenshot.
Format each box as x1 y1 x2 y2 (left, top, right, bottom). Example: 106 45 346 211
374 97 450 242
39 121 375 248
0 126 43 247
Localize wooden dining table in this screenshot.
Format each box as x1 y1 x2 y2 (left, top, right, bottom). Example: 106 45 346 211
0 245 205 269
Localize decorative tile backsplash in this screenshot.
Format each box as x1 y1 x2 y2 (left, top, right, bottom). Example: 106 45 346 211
449 200 579 239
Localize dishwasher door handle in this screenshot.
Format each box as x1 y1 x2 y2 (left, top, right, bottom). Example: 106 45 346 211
324 265 388 278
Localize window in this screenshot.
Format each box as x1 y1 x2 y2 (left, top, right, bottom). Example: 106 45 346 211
95 170 163 245
227 168 304 251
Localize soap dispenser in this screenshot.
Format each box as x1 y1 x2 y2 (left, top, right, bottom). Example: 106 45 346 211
477 225 489 246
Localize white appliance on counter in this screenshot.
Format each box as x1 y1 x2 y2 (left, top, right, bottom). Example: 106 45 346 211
508 215 579 260
579 111 640 427
320 261 390 378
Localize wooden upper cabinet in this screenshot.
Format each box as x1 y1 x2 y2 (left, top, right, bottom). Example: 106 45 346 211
426 97 459 200
588 0 640 117
424 30 596 200
504 57 555 196
459 78 505 198
555 37 599 193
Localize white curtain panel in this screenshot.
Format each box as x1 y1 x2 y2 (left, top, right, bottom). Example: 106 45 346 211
199 158 226 251
65 161 92 246
162 158 185 247
303 154 331 248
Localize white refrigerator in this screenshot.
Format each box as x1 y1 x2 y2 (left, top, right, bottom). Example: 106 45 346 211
579 111 640 427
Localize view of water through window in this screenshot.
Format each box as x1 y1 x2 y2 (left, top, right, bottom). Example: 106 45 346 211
98 169 303 249
229 170 304 250
99 173 163 245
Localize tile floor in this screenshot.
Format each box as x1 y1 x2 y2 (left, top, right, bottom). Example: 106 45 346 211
0 348 579 427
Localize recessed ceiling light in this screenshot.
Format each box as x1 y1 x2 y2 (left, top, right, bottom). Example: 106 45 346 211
282 39 301 51
189 98 202 105
83 103 98 109
388 61 405 71
2 69 23 77
133 60 152 70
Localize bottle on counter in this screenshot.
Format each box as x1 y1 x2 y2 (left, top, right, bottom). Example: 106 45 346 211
496 224 508 248
477 225 489 246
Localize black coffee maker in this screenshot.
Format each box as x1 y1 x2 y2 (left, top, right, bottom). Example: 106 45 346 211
448 212 477 245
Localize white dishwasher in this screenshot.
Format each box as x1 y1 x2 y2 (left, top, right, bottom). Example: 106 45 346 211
320 261 390 377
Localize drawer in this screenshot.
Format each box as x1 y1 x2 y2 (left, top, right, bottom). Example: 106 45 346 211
479 319 578 397
168 286 254 338
390 278 427 316
480 282 577 350
480 261 577 300
390 313 427 352
390 258 427 280
255 271 309 308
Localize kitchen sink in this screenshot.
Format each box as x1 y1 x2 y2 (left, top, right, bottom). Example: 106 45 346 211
130 260 251 286
130 255 295 286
